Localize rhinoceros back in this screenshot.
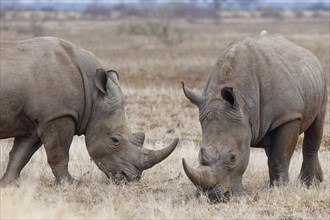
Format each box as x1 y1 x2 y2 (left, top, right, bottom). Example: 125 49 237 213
202 33 327 145
253 35 326 140
0 37 102 138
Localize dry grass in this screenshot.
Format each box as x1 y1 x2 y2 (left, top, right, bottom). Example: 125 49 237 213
1 137 329 219
1 14 329 219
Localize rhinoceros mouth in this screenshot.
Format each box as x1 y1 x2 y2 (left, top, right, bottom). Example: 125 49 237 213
111 164 141 184
112 171 141 184
208 188 233 203
197 186 233 203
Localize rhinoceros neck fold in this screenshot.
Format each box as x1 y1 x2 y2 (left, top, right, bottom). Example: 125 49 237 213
76 65 92 136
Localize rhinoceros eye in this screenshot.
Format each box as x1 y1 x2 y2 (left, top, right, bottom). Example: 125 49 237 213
111 137 119 143
110 136 121 147
229 154 237 163
224 153 237 170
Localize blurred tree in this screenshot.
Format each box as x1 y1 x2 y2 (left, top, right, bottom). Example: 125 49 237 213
236 0 259 11
213 0 221 10
212 0 225 23
84 3 110 18
0 8 5 19
307 2 329 11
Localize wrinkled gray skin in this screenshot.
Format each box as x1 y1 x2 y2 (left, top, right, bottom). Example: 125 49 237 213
182 31 327 203
0 37 178 186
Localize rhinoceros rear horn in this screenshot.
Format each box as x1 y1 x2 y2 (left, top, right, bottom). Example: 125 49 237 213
181 82 204 108
140 138 179 170
182 158 217 190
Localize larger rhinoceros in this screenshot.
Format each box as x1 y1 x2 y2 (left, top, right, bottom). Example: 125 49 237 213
0 37 178 185
182 31 327 203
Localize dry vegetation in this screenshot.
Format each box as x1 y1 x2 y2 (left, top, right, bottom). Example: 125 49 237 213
0 10 329 219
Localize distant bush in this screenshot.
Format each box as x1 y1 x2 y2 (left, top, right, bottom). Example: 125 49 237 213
158 22 187 46
294 10 304 18
113 2 218 20
31 22 44 37
172 3 218 18
159 3 218 19
307 2 329 11
30 13 44 37
312 11 322 18
259 7 283 19
83 4 110 18
118 20 161 36
117 19 187 46
114 3 151 18
0 8 5 19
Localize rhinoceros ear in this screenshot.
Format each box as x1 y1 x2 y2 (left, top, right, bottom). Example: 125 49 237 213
182 82 204 108
221 87 238 108
95 68 107 94
95 69 121 98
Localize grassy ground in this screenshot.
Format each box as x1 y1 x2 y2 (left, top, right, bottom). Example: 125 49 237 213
1 13 329 219
0 137 329 219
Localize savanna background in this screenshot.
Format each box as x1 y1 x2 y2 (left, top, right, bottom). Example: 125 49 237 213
0 0 329 219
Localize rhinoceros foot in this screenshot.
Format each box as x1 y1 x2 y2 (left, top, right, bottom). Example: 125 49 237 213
299 157 323 187
0 177 20 188
54 174 83 188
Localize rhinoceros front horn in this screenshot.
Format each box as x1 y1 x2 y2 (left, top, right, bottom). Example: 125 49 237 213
182 158 217 190
140 138 179 170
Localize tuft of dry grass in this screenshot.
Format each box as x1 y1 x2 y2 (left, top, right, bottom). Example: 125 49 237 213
1 15 329 219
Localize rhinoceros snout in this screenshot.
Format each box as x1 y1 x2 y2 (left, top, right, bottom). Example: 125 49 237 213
112 171 141 185
207 188 233 203
195 186 233 203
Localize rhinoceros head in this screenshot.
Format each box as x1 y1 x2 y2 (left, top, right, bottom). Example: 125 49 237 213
85 68 178 183
182 82 251 202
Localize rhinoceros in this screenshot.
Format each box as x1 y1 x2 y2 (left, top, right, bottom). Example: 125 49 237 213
0 37 178 185
181 31 327 202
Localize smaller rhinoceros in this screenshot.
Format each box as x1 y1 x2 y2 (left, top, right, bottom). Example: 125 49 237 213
0 37 178 186
181 31 327 203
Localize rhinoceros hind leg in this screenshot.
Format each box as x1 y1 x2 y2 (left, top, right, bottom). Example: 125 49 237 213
0 132 41 187
299 111 325 186
40 117 77 185
267 120 300 187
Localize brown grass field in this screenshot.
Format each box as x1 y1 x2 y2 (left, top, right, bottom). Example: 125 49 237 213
0 11 329 219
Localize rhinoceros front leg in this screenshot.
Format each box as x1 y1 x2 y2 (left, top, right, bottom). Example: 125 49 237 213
0 132 42 186
267 120 300 186
40 117 76 185
299 111 325 186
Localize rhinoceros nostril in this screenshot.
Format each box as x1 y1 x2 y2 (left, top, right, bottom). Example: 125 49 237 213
137 132 145 142
207 188 232 203
137 132 145 139
131 174 141 181
112 172 129 185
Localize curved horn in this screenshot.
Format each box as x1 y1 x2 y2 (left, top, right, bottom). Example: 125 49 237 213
182 158 217 189
140 138 179 170
181 82 204 107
